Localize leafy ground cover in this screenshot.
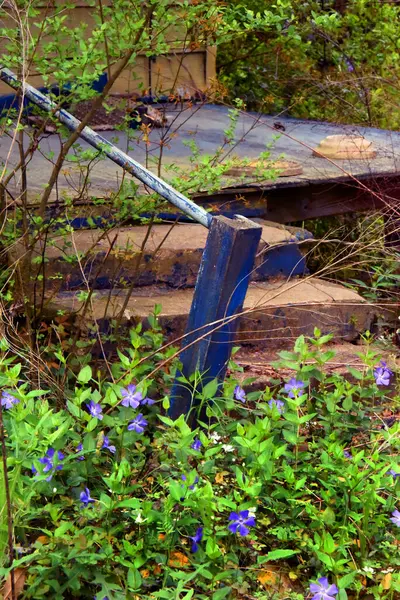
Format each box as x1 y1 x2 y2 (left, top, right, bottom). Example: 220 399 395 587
0 329 399 599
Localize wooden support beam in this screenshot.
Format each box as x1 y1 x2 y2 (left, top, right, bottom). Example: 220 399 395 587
169 215 262 422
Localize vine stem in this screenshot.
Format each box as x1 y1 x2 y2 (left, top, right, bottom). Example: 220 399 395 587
0 400 16 600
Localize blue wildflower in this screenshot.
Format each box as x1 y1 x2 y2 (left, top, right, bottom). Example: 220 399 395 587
390 509 400 527
344 58 354 73
284 378 305 398
191 438 202 451
388 469 400 478
1 391 19 409
141 396 155 406
76 443 85 461
80 487 95 506
343 450 352 459
190 527 203 552
38 448 64 481
102 436 116 454
268 399 285 414
310 576 338 600
374 361 393 386
127 413 148 434
121 384 142 408
181 474 199 490
86 401 103 420
228 510 255 536
234 385 246 403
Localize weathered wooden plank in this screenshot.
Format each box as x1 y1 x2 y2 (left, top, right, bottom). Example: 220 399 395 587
169 215 262 421
192 173 397 223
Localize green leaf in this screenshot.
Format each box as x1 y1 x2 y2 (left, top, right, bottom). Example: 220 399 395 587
283 429 298 444
77 365 92 384
212 587 231 600
86 417 99 432
206 538 222 559
26 389 49 398
117 498 141 509
322 507 336 525
127 568 142 590
338 571 357 588
202 378 219 399
347 367 363 380
55 521 72 537
67 400 82 418
295 476 307 490
258 549 298 563
323 533 336 554
342 396 353 410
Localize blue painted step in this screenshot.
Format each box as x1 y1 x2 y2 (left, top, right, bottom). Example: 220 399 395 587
20 221 311 292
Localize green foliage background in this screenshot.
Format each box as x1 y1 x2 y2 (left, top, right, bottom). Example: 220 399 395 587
218 0 400 128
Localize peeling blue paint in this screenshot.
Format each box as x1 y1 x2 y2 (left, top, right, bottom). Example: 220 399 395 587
169 216 262 421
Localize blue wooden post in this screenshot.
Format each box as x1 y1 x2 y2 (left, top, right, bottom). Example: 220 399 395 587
169 215 262 421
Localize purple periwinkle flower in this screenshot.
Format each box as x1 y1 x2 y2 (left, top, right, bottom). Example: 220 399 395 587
191 438 202 451
86 401 103 420
284 378 305 398
310 577 338 600
344 57 354 73
234 385 246 403
127 413 148 434
1 391 19 409
374 361 393 386
390 509 400 527
31 464 37 475
228 510 255 536
181 474 199 490
190 527 203 553
76 443 85 461
388 469 400 478
141 396 155 406
268 399 285 414
121 384 142 408
38 448 64 481
102 436 116 454
80 487 95 506
343 450 352 459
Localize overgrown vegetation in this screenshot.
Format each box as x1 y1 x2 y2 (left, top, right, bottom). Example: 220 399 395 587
1 0 400 599
0 330 399 599
219 0 400 127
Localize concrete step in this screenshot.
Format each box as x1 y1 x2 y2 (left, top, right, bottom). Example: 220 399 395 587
24 221 312 291
45 278 376 348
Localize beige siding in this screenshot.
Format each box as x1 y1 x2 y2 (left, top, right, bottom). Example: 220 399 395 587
0 2 215 96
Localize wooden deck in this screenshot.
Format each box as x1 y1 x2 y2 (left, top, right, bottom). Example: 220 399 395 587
2 104 400 223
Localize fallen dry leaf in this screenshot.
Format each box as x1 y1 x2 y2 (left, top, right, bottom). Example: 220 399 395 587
257 570 278 587
382 572 392 590
1 568 26 599
35 536 49 545
153 564 162 575
215 471 229 484
168 551 189 568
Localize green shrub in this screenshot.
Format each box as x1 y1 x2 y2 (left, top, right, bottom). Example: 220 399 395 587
219 0 400 128
0 330 399 599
